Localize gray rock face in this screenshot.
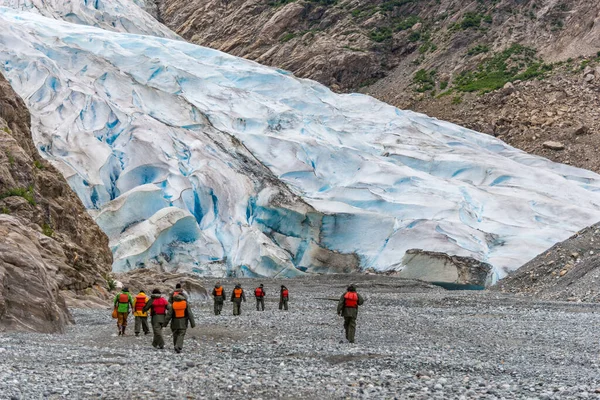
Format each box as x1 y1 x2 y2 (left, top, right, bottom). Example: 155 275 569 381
115 268 209 301
397 249 493 289
495 222 600 301
0 73 113 332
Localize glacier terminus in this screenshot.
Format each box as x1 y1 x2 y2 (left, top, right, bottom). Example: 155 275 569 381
1 0 600 280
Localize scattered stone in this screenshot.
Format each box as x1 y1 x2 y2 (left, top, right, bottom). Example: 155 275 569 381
542 141 565 151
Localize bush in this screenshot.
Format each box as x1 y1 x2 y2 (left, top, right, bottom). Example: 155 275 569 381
408 31 421 42
33 160 45 170
467 44 489 56
461 12 482 29
451 95 463 104
0 186 35 205
440 80 449 90
104 273 117 291
370 27 393 42
42 223 54 237
395 16 420 31
454 44 546 93
280 32 296 43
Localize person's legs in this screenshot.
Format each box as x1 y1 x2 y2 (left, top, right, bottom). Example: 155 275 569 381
142 317 149 334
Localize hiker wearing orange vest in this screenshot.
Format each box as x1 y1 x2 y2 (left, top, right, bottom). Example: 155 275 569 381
337 284 365 344
212 282 226 315
142 288 169 349
164 293 196 353
254 284 266 311
168 283 188 304
113 287 133 336
132 290 150 337
230 283 246 316
279 285 289 311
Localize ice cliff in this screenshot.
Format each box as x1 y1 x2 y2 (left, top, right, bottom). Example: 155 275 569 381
1 1 600 279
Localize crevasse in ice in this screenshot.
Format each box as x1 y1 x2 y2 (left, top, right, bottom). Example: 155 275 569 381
1 2 600 279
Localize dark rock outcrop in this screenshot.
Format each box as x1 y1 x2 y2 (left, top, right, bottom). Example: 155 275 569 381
495 222 600 301
0 74 113 333
397 249 493 290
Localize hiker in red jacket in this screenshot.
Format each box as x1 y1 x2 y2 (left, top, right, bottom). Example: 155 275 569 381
254 284 266 311
279 285 289 311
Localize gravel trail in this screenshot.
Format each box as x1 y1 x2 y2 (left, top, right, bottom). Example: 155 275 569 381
2 276 600 399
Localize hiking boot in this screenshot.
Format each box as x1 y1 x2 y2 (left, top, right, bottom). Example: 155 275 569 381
135 333 139 337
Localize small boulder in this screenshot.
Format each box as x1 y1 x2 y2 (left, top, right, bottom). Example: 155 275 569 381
572 124 589 136
543 141 565 150
584 74 595 83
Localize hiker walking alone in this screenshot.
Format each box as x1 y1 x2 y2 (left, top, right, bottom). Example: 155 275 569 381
212 282 226 315
337 284 365 344
254 284 266 311
132 289 150 336
143 289 169 349
279 285 289 311
164 293 196 353
231 283 246 316
113 287 133 336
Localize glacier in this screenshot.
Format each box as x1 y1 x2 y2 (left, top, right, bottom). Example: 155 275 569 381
1 1 600 279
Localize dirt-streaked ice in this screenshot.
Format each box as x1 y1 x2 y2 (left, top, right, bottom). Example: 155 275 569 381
1 2 600 279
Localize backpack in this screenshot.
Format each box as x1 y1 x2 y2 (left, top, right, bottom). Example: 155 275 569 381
255 288 264 297
233 288 243 298
118 293 129 303
282 289 289 298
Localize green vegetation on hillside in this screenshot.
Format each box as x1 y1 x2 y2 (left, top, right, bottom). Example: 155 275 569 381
0 186 36 206
453 44 551 93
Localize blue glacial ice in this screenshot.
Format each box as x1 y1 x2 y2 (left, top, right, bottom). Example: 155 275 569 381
1 2 600 279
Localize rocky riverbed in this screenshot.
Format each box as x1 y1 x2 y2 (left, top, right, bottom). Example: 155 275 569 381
2 275 600 399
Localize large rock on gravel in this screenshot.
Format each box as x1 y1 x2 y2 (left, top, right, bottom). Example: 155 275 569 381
495 222 600 301
0 73 112 332
397 249 493 289
115 268 209 301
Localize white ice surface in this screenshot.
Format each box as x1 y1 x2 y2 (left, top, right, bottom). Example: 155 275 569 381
1 2 599 279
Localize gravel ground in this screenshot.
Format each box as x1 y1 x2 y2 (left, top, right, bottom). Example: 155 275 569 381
2 275 600 399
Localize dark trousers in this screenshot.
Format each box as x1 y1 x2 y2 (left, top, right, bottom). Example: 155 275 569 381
279 299 288 310
172 328 186 351
233 302 242 315
256 297 265 311
214 301 223 315
134 316 149 334
344 317 356 343
152 322 164 349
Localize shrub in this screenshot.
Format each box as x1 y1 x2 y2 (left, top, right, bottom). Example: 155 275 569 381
370 27 393 42
440 80 449 90
280 32 296 43
33 160 45 170
104 273 117 291
461 12 482 29
42 223 54 237
395 16 420 31
451 95 463 104
408 31 421 42
467 44 489 56
0 186 36 205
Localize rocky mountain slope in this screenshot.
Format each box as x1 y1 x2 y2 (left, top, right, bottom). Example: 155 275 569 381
156 0 600 173
0 74 112 333
495 222 600 302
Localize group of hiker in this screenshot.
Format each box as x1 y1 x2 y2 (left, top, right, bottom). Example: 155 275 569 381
113 282 363 353
212 282 289 315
